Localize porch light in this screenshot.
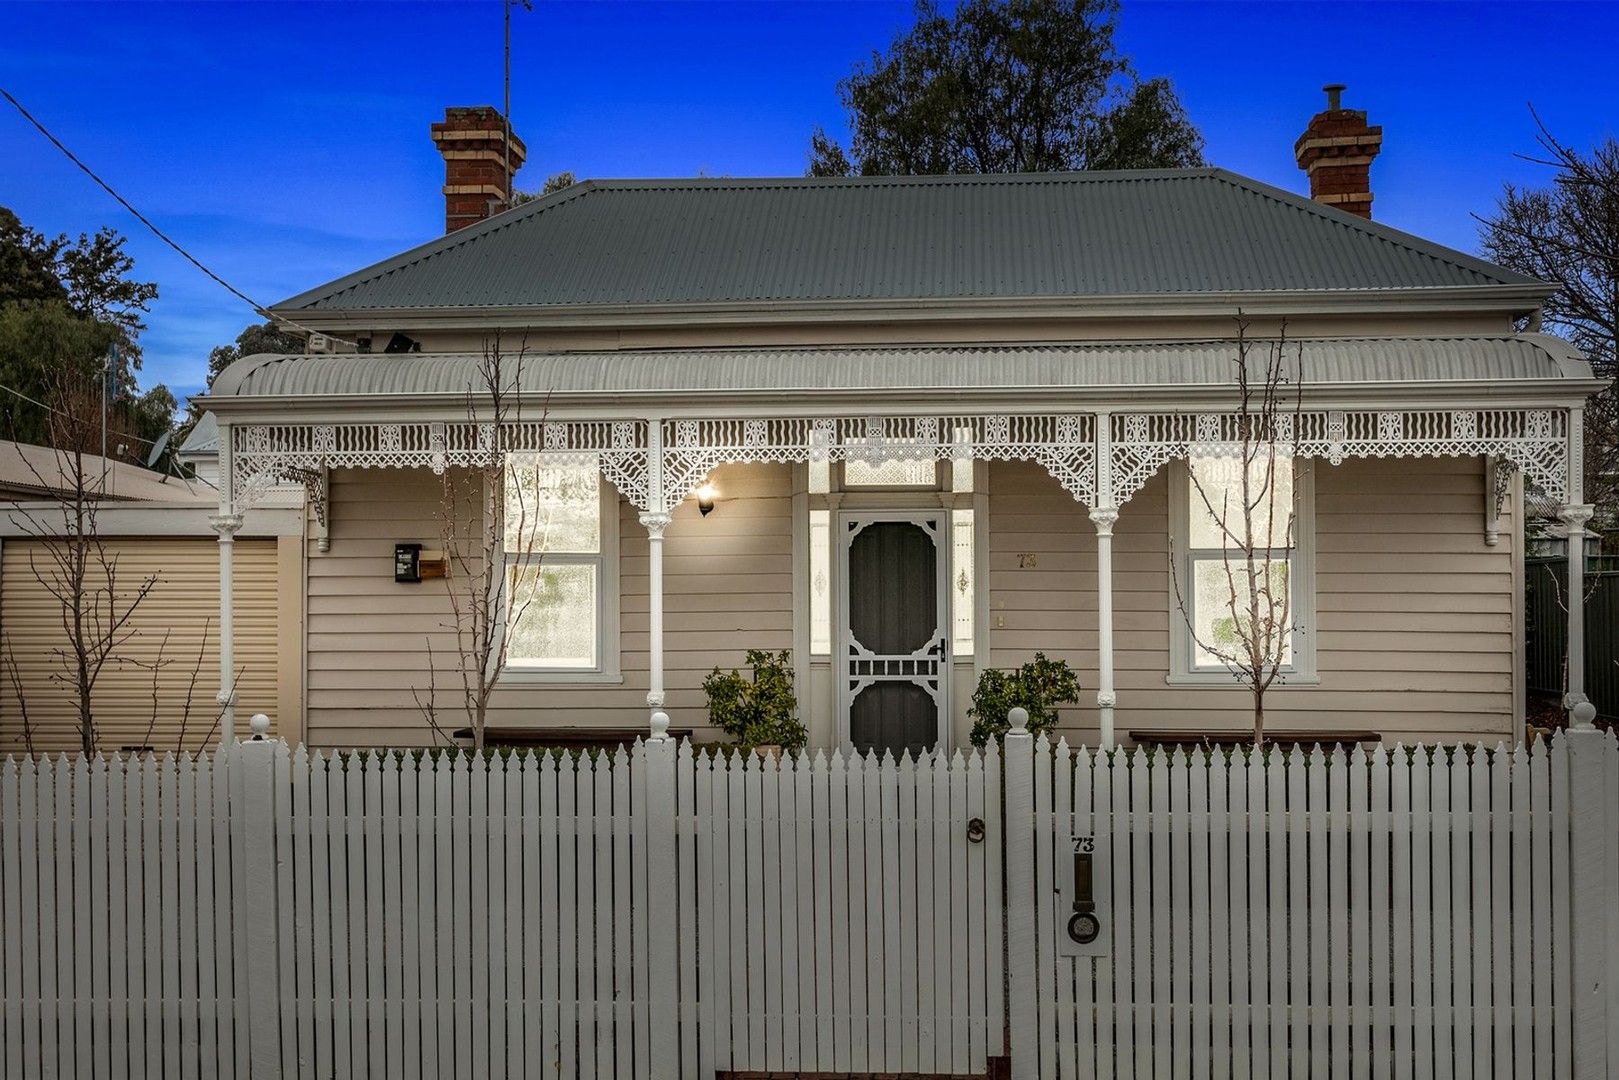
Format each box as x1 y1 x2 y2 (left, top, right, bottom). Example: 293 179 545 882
696 483 718 516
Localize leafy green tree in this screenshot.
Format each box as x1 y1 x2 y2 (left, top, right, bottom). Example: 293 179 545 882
0 206 171 457
206 320 305 386
511 171 579 206
808 0 1203 177
1479 122 1619 537
0 207 68 308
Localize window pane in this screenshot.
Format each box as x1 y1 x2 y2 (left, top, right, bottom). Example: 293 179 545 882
1188 454 1294 550
506 458 600 554
1190 557 1292 669
508 563 598 667
809 509 831 654
951 509 975 655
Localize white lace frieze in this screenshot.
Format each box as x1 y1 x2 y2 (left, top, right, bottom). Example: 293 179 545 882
1109 408 1570 506
230 420 653 511
659 414 1097 511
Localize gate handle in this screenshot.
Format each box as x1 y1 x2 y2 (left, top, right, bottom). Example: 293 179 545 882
966 817 986 844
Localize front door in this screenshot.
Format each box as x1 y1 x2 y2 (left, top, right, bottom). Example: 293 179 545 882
838 511 949 756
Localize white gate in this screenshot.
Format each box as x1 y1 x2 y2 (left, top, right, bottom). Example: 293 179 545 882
1004 729 1619 1080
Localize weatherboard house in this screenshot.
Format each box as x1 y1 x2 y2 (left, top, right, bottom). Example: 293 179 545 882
198 101 1603 754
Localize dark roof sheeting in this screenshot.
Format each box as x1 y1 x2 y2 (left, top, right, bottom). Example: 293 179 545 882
209 336 1592 400
275 171 1538 313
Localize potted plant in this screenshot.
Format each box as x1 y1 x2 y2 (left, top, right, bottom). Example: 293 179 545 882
703 649 807 756
967 651 1081 746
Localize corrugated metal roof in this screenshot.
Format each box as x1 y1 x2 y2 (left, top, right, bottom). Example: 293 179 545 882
208 336 1591 400
273 170 1539 313
178 412 218 455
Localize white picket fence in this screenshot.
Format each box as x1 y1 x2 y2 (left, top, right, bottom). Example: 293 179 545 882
0 739 1004 1080
3 729 1617 1079
1004 729 1619 1080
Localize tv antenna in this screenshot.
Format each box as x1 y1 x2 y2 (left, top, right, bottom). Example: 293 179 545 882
505 0 533 210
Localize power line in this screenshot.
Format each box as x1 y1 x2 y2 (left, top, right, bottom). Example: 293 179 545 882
0 85 355 347
0 383 161 447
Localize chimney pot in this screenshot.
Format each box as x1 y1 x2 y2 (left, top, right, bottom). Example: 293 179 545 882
430 106 527 234
1295 85 1381 219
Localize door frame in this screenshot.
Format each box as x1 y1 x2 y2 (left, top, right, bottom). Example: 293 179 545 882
834 508 952 754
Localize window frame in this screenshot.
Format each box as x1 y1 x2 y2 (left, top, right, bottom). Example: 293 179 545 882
1166 456 1317 685
496 462 622 685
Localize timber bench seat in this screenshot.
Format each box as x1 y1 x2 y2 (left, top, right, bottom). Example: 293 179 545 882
1127 728 1382 750
452 725 694 750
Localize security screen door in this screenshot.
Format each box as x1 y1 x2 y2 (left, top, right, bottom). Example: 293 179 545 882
838 511 949 756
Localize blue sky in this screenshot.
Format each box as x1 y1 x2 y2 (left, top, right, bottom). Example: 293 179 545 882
2 0 1615 404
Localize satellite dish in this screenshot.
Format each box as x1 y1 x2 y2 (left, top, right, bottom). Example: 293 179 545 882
145 430 172 468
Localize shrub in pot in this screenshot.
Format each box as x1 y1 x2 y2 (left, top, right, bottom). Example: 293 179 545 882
703 649 807 753
967 652 1080 746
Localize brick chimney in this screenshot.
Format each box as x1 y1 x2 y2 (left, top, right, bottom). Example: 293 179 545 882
430 106 527 233
1294 84 1382 219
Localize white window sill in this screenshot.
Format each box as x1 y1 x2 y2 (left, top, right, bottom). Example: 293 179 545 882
498 670 624 687
1164 672 1321 687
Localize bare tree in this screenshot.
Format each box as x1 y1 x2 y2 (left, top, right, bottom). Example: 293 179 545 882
413 335 548 752
5 371 159 753
1478 113 1618 538
1170 320 1303 745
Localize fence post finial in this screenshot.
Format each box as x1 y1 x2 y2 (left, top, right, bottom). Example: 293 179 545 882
649 710 671 743
247 713 271 741
1008 706 1030 736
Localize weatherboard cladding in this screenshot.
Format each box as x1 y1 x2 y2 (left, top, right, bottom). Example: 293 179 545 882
275 170 1536 313
209 337 1587 399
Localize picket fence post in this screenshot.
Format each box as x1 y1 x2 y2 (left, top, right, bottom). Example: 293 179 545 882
1564 717 1616 1080
645 714 681 1077
233 716 285 1080
1003 709 1037 1080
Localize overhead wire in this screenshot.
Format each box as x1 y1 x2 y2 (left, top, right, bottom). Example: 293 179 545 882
0 84 356 347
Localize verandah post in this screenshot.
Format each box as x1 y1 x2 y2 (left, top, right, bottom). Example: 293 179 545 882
1003 708 1037 1079
644 713 680 1076
211 419 240 746
1092 411 1118 750
233 715 284 1079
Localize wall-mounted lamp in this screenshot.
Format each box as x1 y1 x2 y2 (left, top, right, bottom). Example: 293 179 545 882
696 483 718 517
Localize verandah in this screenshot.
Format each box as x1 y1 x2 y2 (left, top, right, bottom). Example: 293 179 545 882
210 402 1595 747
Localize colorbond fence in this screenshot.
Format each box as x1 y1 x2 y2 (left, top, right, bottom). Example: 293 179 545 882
1526 558 1618 722
3 729 1618 1079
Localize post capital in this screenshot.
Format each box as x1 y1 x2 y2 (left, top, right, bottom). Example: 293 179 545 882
209 513 244 537
1096 690 1117 708
1558 503 1595 532
645 690 666 708
1088 506 1119 535
639 511 672 537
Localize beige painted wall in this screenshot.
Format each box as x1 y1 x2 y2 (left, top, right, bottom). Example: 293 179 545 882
0 536 293 753
303 463 793 748
986 456 1517 745
304 455 1518 749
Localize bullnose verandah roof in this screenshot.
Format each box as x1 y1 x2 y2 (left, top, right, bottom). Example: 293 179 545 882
206 336 1595 402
